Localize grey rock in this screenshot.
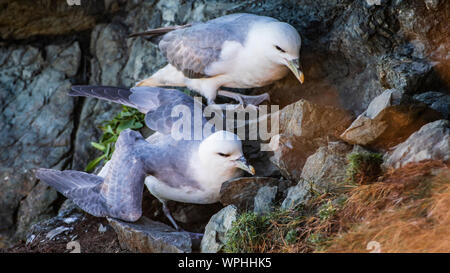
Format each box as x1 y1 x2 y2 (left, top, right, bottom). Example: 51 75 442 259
14 182 59 240
300 141 353 193
269 99 353 181
377 56 432 94
90 23 128 86
413 91 450 119
384 120 450 169
219 177 280 210
0 43 77 237
108 217 192 253
45 41 81 77
120 37 166 87
253 186 278 215
340 89 441 150
25 203 84 246
71 98 121 171
281 182 311 210
200 205 237 253
0 1 106 39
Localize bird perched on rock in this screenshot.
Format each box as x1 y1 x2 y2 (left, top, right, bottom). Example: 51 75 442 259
130 13 304 106
36 86 255 230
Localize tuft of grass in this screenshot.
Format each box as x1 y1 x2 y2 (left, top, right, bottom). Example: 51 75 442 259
85 106 145 172
284 229 298 244
318 200 337 221
346 152 383 185
223 209 304 253
223 212 271 253
307 232 327 248
223 193 347 253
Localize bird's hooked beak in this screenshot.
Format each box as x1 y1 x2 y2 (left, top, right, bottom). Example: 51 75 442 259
286 59 304 84
235 156 255 175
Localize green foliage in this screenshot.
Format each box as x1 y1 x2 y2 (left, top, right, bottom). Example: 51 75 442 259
85 106 145 172
284 229 299 244
223 212 271 253
346 151 383 184
318 200 337 221
223 209 303 253
307 232 327 247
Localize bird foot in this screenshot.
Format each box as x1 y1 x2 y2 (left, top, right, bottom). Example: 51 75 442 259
239 92 271 106
218 90 270 106
206 103 260 113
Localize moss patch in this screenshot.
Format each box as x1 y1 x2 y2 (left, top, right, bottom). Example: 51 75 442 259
346 152 383 185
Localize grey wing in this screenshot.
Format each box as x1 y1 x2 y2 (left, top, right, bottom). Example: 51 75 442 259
159 16 245 78
36 130 151 222
36 169 108 217
99 129 149 221
159 13 277 79
70 85 208 135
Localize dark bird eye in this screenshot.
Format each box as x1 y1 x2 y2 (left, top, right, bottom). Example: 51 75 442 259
218 153 229 157
275 45 286 53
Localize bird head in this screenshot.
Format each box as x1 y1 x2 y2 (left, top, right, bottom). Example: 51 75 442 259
199 130 255 176
255 21 304 84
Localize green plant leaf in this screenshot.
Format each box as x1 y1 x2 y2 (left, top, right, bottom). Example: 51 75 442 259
85 106 145 171
85 154 106 172
117 119 134 133
91 142 106 151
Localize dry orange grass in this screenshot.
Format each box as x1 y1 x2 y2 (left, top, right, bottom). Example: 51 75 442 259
324 160 450 253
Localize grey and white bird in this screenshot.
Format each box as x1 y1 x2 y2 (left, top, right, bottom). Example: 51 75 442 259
36 85 255 230
131 13 304 106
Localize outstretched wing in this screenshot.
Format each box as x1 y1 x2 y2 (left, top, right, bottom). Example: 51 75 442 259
70 86 209 135
159 13 276 78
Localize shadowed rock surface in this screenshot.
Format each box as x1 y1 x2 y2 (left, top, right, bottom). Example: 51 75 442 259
270 99 353 181
340 89 441 150
220 177 281 211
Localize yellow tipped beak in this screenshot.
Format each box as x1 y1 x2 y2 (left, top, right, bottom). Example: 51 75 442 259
235 156 256 175
287 59 304 84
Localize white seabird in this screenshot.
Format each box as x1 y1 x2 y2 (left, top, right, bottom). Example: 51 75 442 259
36 85 255 230
131 13 304 105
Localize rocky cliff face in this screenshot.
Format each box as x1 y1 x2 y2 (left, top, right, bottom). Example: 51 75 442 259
0 0 448 251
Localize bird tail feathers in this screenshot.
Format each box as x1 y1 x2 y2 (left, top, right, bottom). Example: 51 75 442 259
36 168 108 217
128 24 191 41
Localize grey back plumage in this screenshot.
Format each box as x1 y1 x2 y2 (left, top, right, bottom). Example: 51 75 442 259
159 13 278 78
